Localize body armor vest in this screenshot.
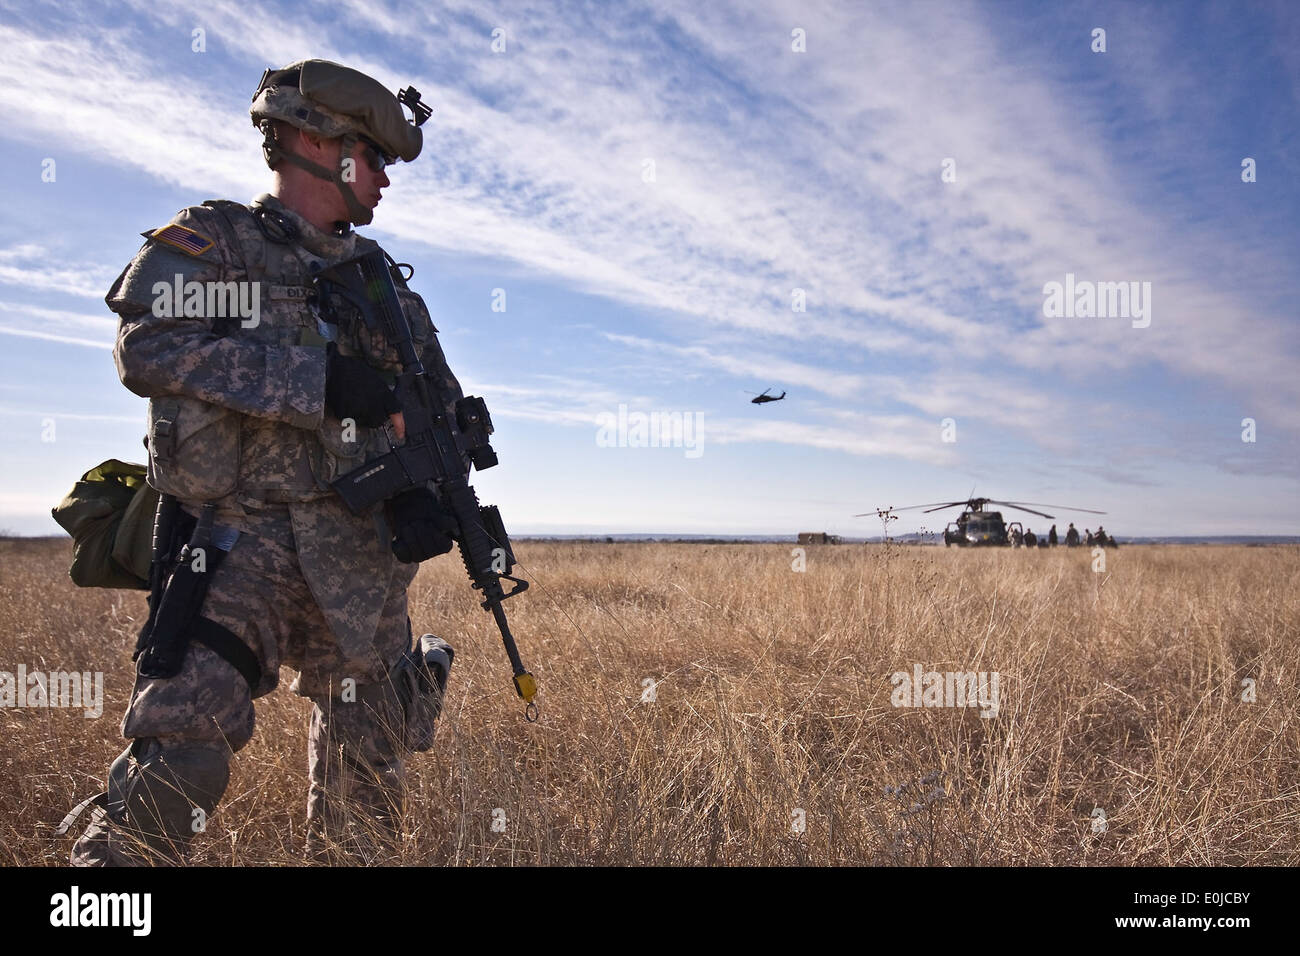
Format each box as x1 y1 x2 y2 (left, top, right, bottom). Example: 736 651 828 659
146 199 399 518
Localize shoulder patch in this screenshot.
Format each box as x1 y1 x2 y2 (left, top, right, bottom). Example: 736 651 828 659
145 223 215 257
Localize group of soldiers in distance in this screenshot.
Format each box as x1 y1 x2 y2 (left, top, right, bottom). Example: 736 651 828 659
1012 522 1119 549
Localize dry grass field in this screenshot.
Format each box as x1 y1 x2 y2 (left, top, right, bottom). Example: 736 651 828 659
2 536 1297 866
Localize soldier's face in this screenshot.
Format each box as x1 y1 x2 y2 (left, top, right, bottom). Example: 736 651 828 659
346 137 391 215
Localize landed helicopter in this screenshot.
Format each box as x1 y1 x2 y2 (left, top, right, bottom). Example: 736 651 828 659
747 387 787 404
854 497 1106 547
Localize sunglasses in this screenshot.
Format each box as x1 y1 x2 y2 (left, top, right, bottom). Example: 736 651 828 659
358 135 395 172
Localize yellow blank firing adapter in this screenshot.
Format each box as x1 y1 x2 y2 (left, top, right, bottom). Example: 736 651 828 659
514 671 538 722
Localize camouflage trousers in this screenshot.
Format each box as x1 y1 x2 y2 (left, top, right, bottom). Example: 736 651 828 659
70 518 415 866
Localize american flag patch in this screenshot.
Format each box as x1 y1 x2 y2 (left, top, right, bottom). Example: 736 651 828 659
149 223 214 257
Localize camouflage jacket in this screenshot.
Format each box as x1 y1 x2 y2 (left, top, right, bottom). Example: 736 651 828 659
106 194 466 657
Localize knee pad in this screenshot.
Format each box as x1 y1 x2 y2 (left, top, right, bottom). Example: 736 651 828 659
115 739 230 857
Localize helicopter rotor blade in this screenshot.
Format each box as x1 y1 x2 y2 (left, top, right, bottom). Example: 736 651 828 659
853 497 1106 521
1000 501 1107 515
852 501 967 517
990 503 1056 520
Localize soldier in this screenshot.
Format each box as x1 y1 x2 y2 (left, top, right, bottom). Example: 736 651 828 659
1065 522 1079 547
1048 524 1058 546
67 60 461 866
1023 528 1037 548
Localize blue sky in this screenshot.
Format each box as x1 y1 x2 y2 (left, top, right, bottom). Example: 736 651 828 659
0 0 1296 537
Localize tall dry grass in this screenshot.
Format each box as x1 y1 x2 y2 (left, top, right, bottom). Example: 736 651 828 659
1 537 1296 865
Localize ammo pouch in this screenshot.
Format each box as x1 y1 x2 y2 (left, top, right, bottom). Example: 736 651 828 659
146 396 241 500
51 459 159 589
392 633 454 752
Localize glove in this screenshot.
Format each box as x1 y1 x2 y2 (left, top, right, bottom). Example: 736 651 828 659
390 487 457 563
325 342 400 427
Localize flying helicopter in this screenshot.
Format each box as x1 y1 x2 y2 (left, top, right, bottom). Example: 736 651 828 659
747 387 787 404
854 496 1106 547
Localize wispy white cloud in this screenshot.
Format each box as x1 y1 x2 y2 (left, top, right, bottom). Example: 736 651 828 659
0 299 117 348
6 2 1294 423
0 405 140 423
0 325 112 349
0 245 119 298
601 331 868 399
704 413 954 465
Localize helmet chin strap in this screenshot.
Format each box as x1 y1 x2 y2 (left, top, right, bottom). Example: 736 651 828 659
262 125 373 226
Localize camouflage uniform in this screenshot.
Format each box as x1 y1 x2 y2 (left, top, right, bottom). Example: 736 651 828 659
69 62 462 864
68 191 461 866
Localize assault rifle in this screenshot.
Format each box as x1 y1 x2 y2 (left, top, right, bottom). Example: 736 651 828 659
313 251 538 720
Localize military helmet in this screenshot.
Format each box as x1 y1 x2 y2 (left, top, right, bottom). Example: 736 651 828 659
250 59 430 225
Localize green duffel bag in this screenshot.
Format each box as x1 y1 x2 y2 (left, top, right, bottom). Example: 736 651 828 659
51 459 159 589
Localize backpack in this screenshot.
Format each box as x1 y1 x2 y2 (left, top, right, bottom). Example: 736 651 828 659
51 459 159 589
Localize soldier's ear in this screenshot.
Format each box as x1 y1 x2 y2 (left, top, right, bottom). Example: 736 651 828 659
297 130 334 160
